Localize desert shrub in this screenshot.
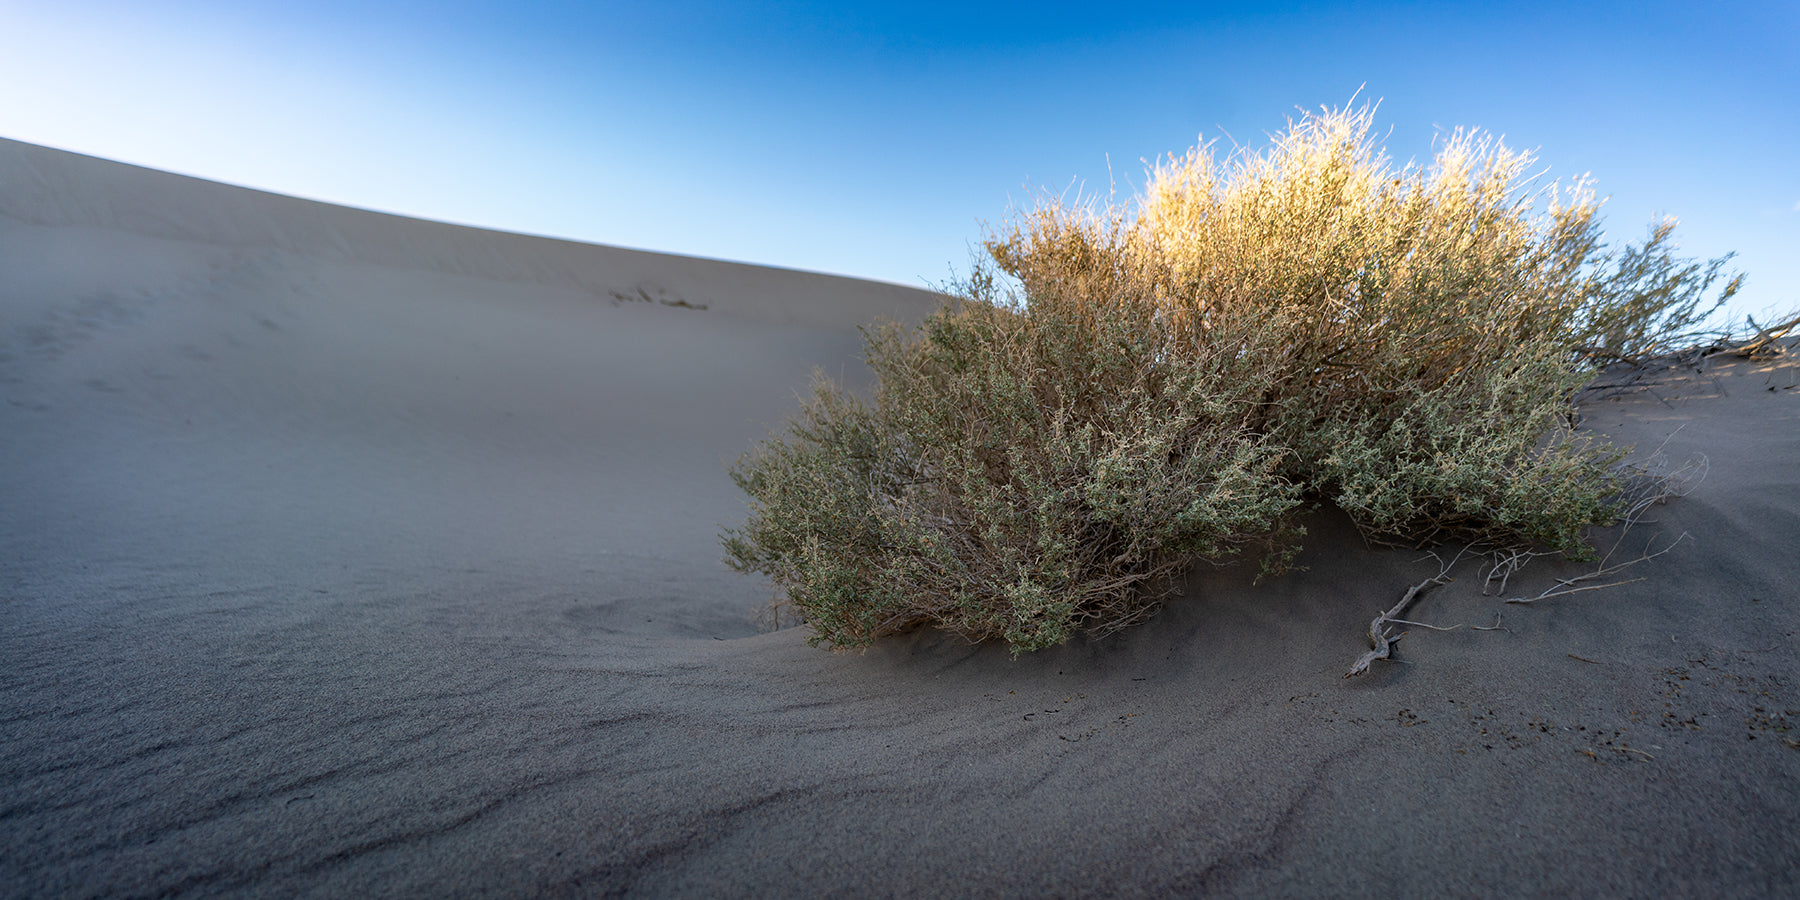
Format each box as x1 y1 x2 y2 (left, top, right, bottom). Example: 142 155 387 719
724 104 1743 653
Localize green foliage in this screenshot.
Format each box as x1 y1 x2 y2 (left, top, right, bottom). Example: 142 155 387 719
725 291 1301 653
1297 343 1631 557
723 104 1743 653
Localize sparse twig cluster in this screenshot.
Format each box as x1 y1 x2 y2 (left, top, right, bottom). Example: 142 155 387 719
1500 452 1703 606
1723 313 1800 360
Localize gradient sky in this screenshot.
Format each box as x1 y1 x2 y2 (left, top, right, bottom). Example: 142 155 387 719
3 1 1795 323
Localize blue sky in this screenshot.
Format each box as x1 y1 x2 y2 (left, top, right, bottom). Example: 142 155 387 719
3 1 1795 324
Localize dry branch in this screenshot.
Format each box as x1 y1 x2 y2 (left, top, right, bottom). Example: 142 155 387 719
1346 548 1470 678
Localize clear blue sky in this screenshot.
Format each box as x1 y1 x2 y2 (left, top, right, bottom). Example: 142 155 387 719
3 1 1795 324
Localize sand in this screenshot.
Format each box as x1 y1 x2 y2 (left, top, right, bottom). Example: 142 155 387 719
3 137 1797 897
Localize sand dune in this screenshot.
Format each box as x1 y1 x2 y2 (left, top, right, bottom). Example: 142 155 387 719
4 138 1798 897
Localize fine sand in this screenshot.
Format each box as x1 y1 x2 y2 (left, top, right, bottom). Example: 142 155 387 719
4 137 1797 897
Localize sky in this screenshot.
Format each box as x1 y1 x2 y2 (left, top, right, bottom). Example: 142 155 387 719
2 0 1796 324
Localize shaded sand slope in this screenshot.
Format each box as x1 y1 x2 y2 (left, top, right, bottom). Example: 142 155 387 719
4 139 1798 897
0 137 941 635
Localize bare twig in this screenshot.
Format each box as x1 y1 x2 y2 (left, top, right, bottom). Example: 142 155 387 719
1388 618 1463 632
1471 613 1506 632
